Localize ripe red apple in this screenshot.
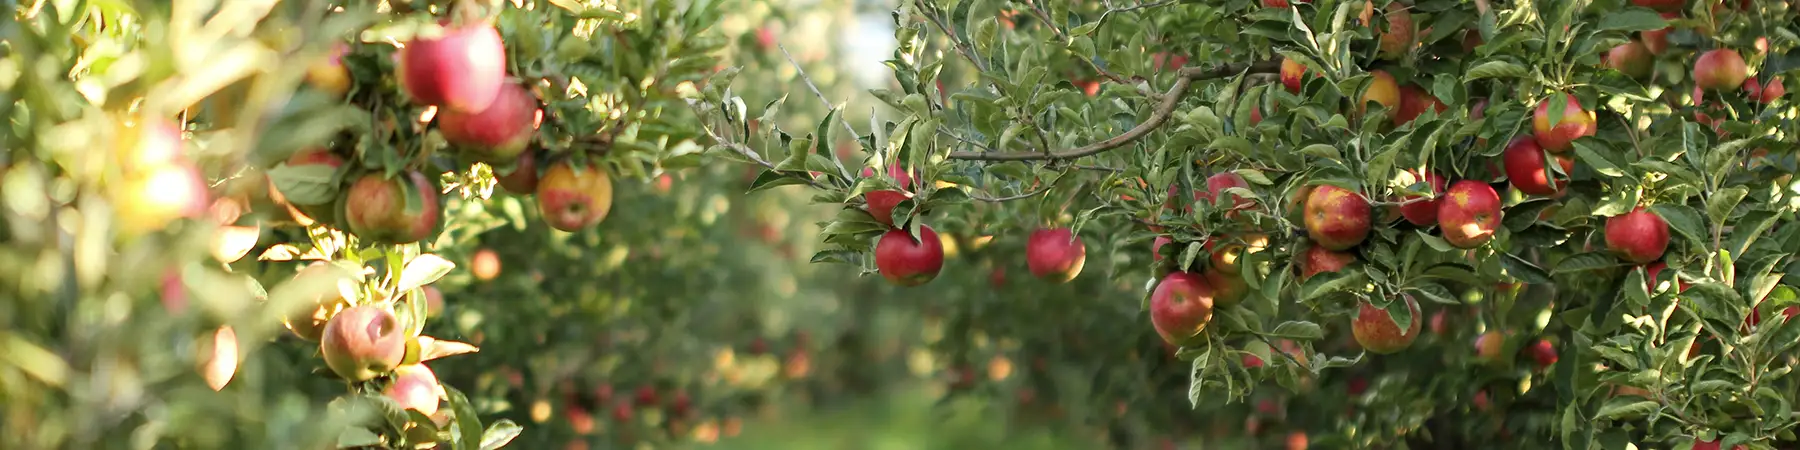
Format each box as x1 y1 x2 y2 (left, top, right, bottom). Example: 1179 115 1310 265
438 82 540 163
1644 262 1692 293
1529 339 1557 369
1398 170 1447 226
1352 296 1421 354
1303 184 1372 250
875 225 945 286
1206 268 1250 308
1428 309 1452 335
1438 180 1502 248
1692 438 1750 450
1746 76 1785 103
1280 58 1307 93
1360 70 1402 118
1632 0 1684 11
1605 41 1654 79
1263 0 1311 7
197 325 238 391
344 171 441 244
1606 207 1670 264
320 305 408 381
1641 13 1676 54
1152 236 1172 261
1150 272 1216 346
1298 244 1356 281
1027 228 1087 282
305 43 352 98
1242 352 1265 368
865 190 912 227
399 22 508 113
385 364 445 415
1287 431 1308 450
1474 331 1505 363
1206 171 1253 211
860 165 915 190
496 150 541 195
1394 85 1447 126
1503 138 1573 196
113 162 210 236
1693 48 1748 91
1532 93 1595 153
1374 2 1416 60
536 162 615 231
1473 390 1492 410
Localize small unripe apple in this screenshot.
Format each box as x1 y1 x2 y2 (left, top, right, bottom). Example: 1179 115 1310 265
438 82 540 163
320 306 408 381
1303 184 1372 250
1474 331 1506 363
1352 296 1421 353
344 171 441 244
1693 48 1749 91
385 364 445 416
864 190 912 227
1026 228 1087 283
1605 207 1670 264
1532 93 1595 153
1208 234 1268 275
1503 138 1573 196
875 225 945 286
536 162 615 231
471 248 501 281
400 22 508 113
1150 272 1216 346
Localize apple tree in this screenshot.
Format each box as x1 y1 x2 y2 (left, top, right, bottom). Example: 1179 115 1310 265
691 0 1800 447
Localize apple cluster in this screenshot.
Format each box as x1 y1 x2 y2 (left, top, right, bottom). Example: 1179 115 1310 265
863 167 1091 287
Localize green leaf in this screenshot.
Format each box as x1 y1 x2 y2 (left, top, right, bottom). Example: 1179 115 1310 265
445 386 483 450
1503 253 1552 284
1268 321 1325 340
1651 204 1708 248
479 420 523 450
396 254 456 294
1707 187 1747 227
1302 270 1367 301
1465 60 1529 81
1554 252 1622 275
746 170 810 194
267 163 341 206
809 250 861 265
1572 141 1625 178
337 428 383 449
1298 144 1341 160
1593 399 1659 420
1597 9 1669 32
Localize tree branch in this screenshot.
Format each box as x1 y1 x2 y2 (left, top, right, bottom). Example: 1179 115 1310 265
946 60 1280 162
776 42 857 180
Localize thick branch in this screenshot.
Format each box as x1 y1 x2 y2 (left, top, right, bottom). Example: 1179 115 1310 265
946 60 1280 162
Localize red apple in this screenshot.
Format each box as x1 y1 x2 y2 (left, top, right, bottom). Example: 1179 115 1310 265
1605 207 1670 264
1605 41 1654 79
1693 48 1748 91
860 165 915 190
865 190 912 227
1503 138 1572 196
1398 170 1447 226
1303 184 1372 250
344 171 441 244
1475 331 1505 363
1026 228 1087 282
320 306 408 381
113 162 210 236
496 150 541 195
399 22 508 113
1206 172 1253 211
305 43 352 98
1361 70 1402 117
1641 13 1676 55
1298 244 1356 281
1374 2 1416 60
1645 262 1692 293
536 162 615 231
1473 390 1492 410
1280 58 1307 93
1287 431 1309 450
1529 339 1557 369
1532 93 1595 153
1745 76 1785 103
438 82 540 163
1352 296 1422 354
1242 353 1265 368
1152 236 1172 261
1150 272 1217 346
875 225 946 286
1438 180 1502 248
385 364 445 415
1428 309 1452 335
1394 85 1447 126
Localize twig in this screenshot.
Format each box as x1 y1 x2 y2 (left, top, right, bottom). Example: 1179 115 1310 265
946 60 1281 161
1023 0 1135 90
776 42 856 180
969 185 1051 202
920 4 989 72
694 115 828 190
